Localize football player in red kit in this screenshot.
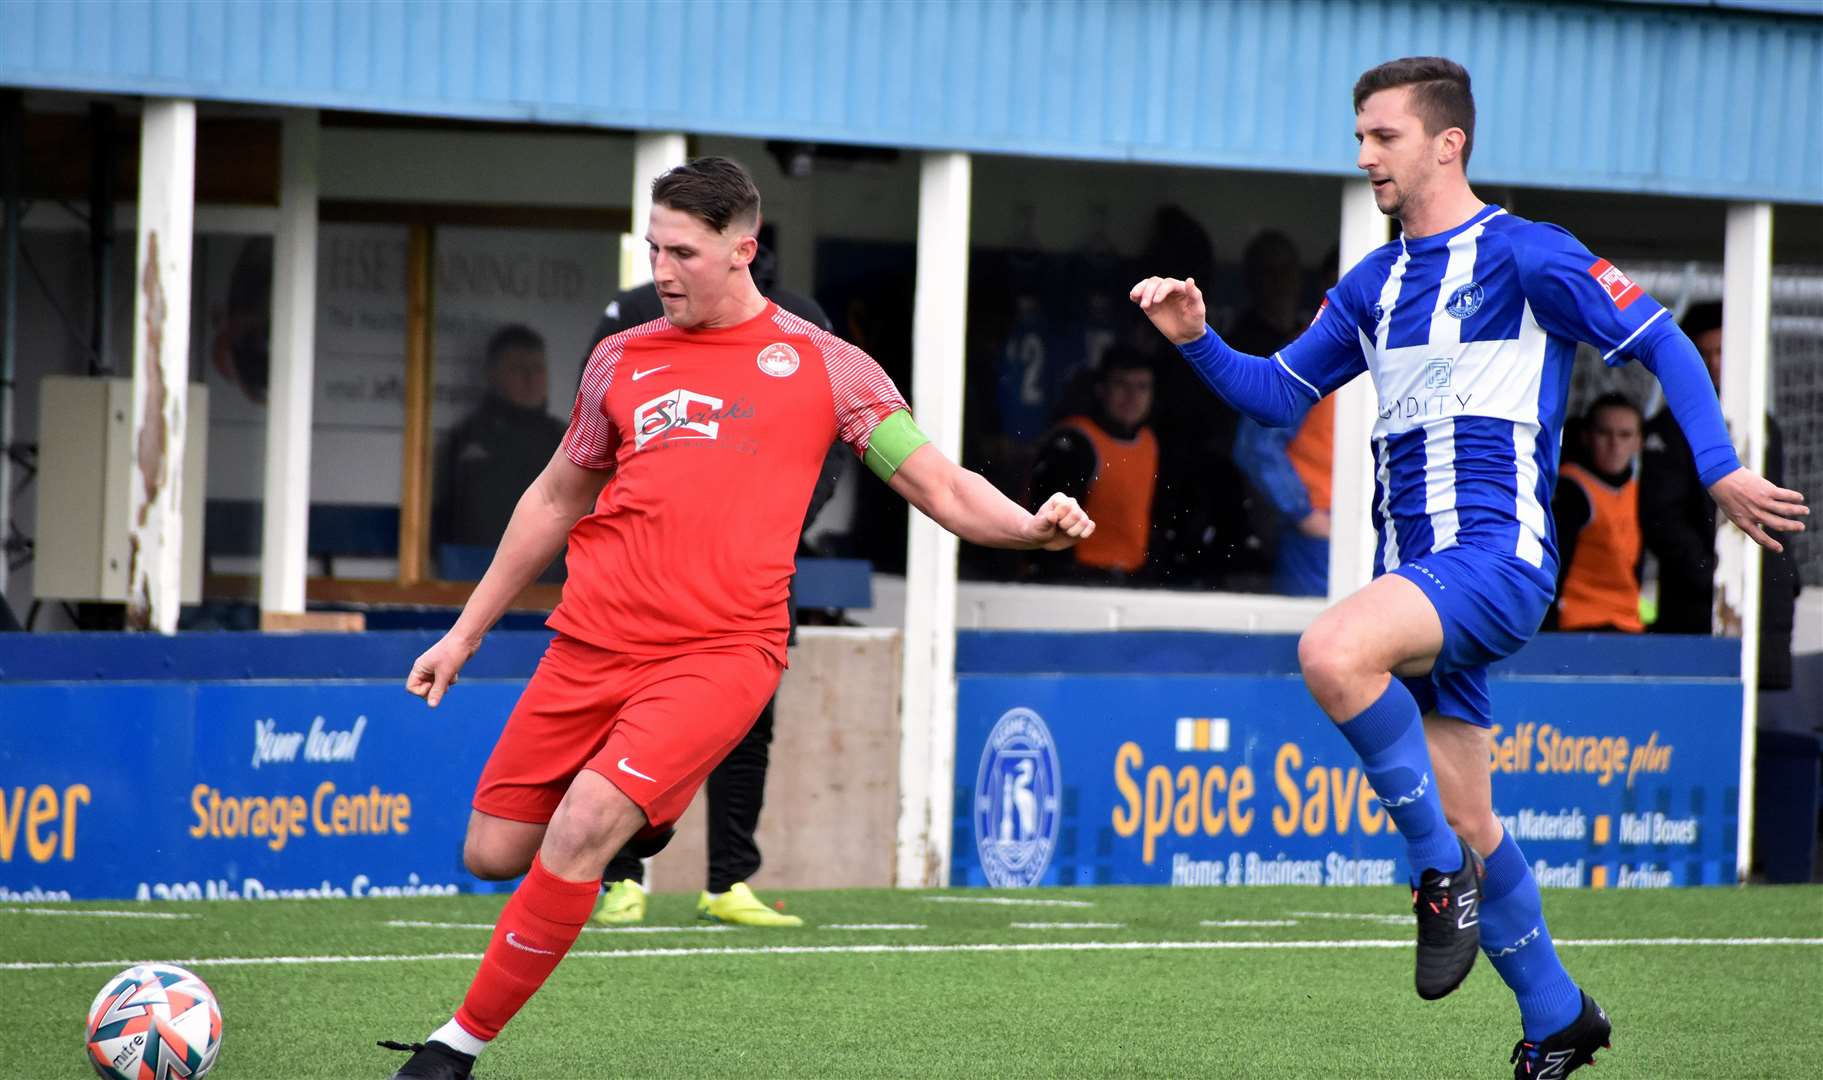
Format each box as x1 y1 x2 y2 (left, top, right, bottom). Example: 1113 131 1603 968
381 157 1094 1079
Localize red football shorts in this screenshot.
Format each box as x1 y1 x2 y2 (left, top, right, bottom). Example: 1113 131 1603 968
472 633 783 831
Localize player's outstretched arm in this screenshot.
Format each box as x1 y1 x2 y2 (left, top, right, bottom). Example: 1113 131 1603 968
888 443 1094 550
406 450 612 707
1627 324 1810 553
1129 276 1320 428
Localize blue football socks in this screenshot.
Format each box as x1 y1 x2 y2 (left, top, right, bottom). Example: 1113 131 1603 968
1479 830 1583 1039
1336 677 1463 885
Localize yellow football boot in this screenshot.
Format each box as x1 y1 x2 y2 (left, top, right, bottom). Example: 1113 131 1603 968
591 878 647 926
696 882 803 927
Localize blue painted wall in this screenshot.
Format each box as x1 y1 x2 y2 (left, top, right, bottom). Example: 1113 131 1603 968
1 0 1818 203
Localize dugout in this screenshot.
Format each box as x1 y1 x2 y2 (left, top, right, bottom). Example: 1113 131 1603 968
2 1 1821 894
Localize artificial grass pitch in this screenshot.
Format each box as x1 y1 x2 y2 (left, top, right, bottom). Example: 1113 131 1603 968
5 884 1819 1078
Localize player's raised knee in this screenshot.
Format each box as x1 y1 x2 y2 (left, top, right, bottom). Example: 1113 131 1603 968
462 837 532 881
1297 619 1368 699
544 779 641 864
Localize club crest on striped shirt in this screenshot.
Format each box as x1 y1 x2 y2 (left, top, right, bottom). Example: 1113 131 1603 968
1445 281 1484 319
757 342 800 377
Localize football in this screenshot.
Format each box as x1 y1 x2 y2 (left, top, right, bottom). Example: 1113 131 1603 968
84 963 223 1079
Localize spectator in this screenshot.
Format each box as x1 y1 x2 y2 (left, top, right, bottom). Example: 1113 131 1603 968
1234 394 1334 597
1225 230 1306 357
1137 206 1262 587
1550 393 1645 632
1029 347 1159 580
1640 302 1800 687
432 325 567 567
1229 229 1332 596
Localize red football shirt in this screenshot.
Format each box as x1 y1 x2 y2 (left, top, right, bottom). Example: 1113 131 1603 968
550 302 908 663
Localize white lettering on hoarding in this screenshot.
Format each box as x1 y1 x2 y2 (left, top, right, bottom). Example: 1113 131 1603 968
252 716 367 769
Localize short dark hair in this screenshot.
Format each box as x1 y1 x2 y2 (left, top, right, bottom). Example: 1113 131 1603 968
1242 229 1298 275
1098 346 1153 380
651 156 762 233
1353 57 1476 167
486 323 544 366
1680 300 1723 340
1585 391 1642 426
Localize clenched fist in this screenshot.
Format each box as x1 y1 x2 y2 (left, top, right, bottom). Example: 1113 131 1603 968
1026 492 1096 551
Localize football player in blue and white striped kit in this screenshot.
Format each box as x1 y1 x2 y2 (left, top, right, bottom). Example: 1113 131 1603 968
1133 57 1806 1078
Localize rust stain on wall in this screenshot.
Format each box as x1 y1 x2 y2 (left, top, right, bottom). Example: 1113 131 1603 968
136 230 169 512
126 230 169 631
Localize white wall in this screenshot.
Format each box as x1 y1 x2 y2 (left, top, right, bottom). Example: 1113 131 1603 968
319 128 635 209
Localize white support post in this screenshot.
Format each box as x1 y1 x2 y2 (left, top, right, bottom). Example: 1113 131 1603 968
1719 202 1773 882
896 152 971 888
622 133 688 289
125 100 195 634
1328 179 1391 603
260 110 320 616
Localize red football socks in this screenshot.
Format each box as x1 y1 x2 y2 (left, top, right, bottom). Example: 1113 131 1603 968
454 853 600 1040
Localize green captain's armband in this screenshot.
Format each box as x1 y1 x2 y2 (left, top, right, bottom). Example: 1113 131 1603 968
863 410 930 482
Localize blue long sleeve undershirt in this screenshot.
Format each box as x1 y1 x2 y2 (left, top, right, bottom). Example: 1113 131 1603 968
1176 326 1314 429
1630 321 1741 488
1179 315 1740 489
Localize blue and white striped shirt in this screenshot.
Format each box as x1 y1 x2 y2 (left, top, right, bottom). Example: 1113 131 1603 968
1184 205 1737 585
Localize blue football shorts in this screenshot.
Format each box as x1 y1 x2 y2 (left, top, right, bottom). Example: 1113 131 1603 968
1388 546 1554 728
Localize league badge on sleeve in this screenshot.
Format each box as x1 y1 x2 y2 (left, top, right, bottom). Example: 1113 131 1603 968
973 707 1063 888
1587 259 1643 310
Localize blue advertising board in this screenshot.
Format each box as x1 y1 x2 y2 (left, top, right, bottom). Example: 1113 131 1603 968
1 630 1747 899
0 681 525 902
955 673 1741 890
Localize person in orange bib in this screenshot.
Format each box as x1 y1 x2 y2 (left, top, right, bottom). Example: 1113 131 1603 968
1550 393 1645 632
1029 348 1159 580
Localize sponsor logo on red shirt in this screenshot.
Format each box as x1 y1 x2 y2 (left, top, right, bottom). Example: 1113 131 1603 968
1588 258 1642 311
633 389 753 449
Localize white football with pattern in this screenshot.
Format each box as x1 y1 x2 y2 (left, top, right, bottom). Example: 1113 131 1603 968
84 963 223 1079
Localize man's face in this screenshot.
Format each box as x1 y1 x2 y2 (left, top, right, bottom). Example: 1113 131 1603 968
489 344 548 410
1585 405 1642 476
1098 368 1154 429
1693 327 1724 390
1355 86 1440 218
648 203 754 329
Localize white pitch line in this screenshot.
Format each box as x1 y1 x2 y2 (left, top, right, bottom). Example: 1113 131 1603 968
1289 911 1410 926
1201 919 1300 928
823 924 926 931
0 908 196 920
1012 922 1124 929
7 937 1819 973
920 896 1094 908
385 920 731 935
